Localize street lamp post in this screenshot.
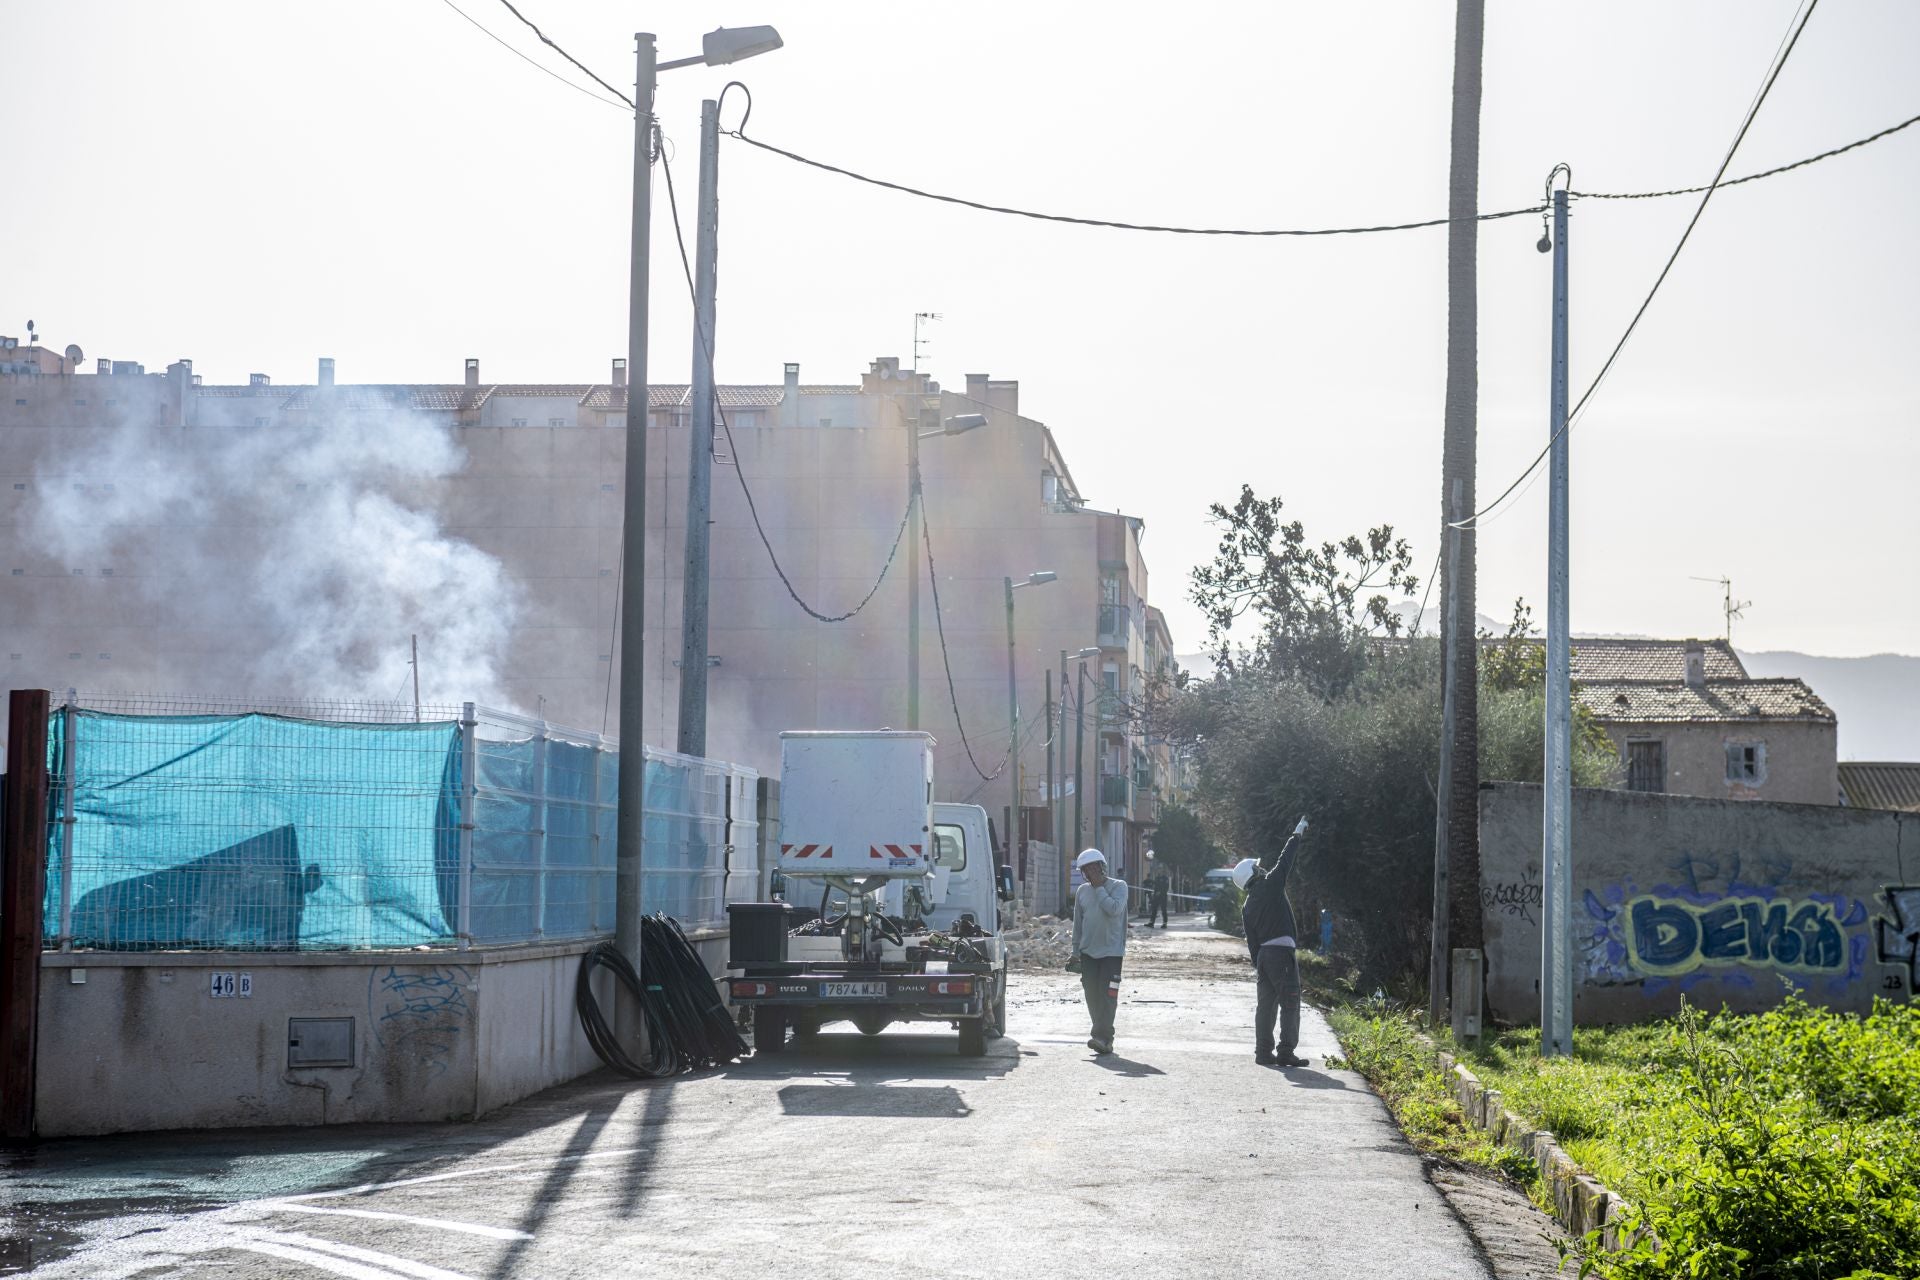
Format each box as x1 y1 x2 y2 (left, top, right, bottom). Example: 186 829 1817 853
1057 645 1098 908
908 410 986 729
1004 571 1056 876
617 24 781 1045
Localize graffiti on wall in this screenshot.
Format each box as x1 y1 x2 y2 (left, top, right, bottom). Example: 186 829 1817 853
1579 851 1872 997
1482 864 1543 927
369 965 473 1079
1875 887 1920 994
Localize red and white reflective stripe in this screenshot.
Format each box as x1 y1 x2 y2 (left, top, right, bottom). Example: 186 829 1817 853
868 843 925 860
780 843 833 859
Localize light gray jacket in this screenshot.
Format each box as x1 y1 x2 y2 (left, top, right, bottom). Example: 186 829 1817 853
1072 878 1129 959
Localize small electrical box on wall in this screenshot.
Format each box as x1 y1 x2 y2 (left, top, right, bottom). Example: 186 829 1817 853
288 1017 355 1069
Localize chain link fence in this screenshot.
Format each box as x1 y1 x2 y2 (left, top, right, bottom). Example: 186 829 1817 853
39 693 755 952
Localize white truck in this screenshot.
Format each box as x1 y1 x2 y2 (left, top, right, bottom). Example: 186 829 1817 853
726 731 1012 1057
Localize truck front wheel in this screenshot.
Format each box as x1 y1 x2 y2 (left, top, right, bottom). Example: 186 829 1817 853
754 1006 788 1055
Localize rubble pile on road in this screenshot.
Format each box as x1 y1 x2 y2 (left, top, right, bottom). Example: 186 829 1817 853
1002 904 1076 971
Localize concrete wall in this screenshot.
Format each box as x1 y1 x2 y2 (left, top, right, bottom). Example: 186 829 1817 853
1479 781 1916 1026
1601 718 1839 806
34 941 626 1138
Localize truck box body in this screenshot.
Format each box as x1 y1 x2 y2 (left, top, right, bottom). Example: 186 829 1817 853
776 731 934 880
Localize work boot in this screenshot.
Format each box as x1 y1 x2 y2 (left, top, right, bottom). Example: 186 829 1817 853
1277 1051 1309 1068
1255 1051 1278 1066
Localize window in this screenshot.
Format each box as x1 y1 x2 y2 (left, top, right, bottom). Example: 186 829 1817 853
510 417 529 427
933 823 967 872
1726 741 1767 786
1626 741 1665 793
549 417 567 427
11 483 23 490
253 417 270 428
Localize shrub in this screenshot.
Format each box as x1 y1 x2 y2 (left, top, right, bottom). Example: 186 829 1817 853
1211 880 1246 936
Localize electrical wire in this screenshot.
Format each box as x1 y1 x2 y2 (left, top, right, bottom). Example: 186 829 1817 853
1452 0 1823 532
576 916 748 1078
659 135 913 624
920 512 1011 782
440 0 630 110
1574 110 1919 202
493 0 635 108
726 128 1548 237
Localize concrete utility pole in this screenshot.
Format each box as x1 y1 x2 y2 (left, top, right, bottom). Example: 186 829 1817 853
1431 0 1486 1029
1541 172 1573 1056
615 32 658 1016
1073 662 1088 854
908 402 926 729
1057 646 1096 903
1043 669 1054 881
677 97 722 758
1004 572 1056 868
1429 477 1461 1027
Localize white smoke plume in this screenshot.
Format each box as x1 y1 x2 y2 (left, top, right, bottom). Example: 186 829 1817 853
29 395 521 708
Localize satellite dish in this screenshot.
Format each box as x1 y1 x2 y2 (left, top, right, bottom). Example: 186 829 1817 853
65 344 84 364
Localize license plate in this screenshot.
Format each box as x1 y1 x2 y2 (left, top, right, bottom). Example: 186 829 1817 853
822 981 888 999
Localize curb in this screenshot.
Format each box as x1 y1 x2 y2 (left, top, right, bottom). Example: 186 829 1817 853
1430 1045 1648 1254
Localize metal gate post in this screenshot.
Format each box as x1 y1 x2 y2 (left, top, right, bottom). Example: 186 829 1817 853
457 703 477 951
56 692 77 951
531 720 549 939
2 689 53 1140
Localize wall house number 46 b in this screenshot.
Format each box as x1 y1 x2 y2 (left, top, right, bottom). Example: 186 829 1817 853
209 971 253 998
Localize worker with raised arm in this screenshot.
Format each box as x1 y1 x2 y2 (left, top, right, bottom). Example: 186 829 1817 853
1235 816 1311 1067
1067 848 1127 1055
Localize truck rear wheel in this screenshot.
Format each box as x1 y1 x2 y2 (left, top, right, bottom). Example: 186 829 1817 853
754 1006 788 1055
958 1015 987 1058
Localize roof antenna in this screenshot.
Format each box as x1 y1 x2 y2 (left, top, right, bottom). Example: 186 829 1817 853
912 312 941 374
1689 575 1751 645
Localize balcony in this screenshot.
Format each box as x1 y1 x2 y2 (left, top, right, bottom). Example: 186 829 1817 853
1097 603 1132 650
1099 772 1132 817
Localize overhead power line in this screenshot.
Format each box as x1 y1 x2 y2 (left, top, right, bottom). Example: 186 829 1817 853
1454 0 1825 531
493 0 635 108
1575 110 1919 201
919 513 1011 783
659 140 913 624
440 0 629 110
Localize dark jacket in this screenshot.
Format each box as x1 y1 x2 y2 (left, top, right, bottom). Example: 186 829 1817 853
1241 831 1303 962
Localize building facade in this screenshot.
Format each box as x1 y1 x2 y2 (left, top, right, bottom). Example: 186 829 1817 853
1 339 1173 880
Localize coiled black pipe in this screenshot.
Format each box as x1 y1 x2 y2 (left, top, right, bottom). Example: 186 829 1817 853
576 914 748 1078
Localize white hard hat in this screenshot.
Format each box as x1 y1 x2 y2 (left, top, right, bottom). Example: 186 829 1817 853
1230 857 1258 891
1144 849 1155 860
1074 848 1107 869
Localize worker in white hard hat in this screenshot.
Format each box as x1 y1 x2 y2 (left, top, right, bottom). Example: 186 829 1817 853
1236 815 1311 1067
1144 850 1171 928
1068 848 1127 1055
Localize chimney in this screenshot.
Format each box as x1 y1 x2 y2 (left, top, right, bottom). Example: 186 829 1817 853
317 357 335 388
611 357 627 388
965 373 989 406
465 358 480 388
1683 641 1707 687
249 373 270 387
96 358 110 375
781 362 799 427
870 355 900 380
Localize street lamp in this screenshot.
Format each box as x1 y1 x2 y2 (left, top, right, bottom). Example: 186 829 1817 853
1002 572 1055 878
906 408 989 730
618 22 781 1042
1056 645 1099 910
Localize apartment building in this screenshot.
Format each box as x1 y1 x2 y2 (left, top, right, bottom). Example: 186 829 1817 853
1 338 1174 879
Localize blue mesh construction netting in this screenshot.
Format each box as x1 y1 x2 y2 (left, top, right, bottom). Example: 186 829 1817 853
45 711 461 950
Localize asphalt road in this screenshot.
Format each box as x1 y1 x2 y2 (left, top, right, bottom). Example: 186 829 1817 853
4 919 1497 1279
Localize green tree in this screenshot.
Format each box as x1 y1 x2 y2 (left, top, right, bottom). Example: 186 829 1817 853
1147 803 1221 893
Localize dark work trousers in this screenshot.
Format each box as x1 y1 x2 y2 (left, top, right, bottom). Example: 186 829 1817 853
1147 888 1169 927
1255 943 1302 1058
1078 953 1124 1044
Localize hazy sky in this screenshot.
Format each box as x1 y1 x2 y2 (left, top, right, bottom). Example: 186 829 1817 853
5 1 1916 658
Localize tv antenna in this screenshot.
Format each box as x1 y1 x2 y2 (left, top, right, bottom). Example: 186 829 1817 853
1689 576 1751 644
912 312 941 373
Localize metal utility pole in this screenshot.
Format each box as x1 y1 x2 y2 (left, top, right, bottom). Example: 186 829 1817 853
615 33 658 1010
1004 578 1021 870
1044 668 1054 883
410 634 421 722
1432 0 1486 1027
1541 173 1573 1056
1073 662 1088 854
907 402 925 729
677 97 722 758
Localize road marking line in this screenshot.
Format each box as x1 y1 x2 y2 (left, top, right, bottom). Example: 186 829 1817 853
233 1239 420 1280
254 1203 532 1241
264 1146 648 1203
246 1230 481 1280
